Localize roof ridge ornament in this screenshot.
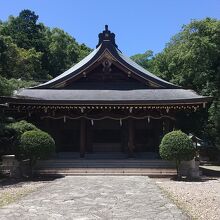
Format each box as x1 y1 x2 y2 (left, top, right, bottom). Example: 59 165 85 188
96 25 118 49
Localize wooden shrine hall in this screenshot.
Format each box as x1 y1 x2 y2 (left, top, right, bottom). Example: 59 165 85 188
1 25 210 158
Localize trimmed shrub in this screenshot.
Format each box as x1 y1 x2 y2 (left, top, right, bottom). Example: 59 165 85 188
159 130 195 179
4 120 39 157
7 120 38 138
19 130 55 168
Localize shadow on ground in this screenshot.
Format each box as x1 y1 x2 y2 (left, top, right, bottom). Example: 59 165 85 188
0 175 64 187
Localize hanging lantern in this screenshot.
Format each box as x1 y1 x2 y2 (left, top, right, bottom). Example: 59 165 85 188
148 116 150 123
63 115 66 123
91 120 94 126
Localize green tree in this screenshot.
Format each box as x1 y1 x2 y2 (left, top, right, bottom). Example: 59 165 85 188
15 48 48 80
151 18 220 147
46 28 78 76
0 9 92 79
159 130 195 179
0 10 45 51
0 76 37 97
0 76 12 96
0 35 46 80
0 35 20 78
46 28 91 77
130 50 154 70
77 43 92 62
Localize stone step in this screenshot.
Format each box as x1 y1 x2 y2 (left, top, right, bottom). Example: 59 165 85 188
36 160 175 168
36 159 173 164
85 153 127 159
36 163 174 168
34 167 176 177
56 152 160 160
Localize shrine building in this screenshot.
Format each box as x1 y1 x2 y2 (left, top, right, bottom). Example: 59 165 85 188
1 25 211 158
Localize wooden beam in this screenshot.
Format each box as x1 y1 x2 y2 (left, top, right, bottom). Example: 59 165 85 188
80 118 86 158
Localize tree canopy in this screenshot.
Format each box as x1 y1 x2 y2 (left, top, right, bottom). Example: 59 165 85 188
130 50 154 71
0 9 91 81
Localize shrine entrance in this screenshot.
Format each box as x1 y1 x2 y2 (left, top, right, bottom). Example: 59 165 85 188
90 119 122 152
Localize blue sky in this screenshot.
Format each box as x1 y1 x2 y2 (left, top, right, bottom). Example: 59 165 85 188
0 0 219 56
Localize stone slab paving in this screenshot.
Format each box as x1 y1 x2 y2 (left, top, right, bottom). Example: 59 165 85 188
0 176 189 220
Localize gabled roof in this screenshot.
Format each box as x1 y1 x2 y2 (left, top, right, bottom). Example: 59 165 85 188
32 25 179 90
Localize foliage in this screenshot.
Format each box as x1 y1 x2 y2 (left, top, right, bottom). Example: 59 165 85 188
0 75 12 96
130 50 154 71
0 75 37 96
46 28 80 77
0 9 92 80
0 120 38 158
6 120 38 138
77 43 93 62
7 78 38 94
0 10 45 50
152 18 220 96
0 122 14 156
159 130 195 178
0 35 46 80
19 130 55 167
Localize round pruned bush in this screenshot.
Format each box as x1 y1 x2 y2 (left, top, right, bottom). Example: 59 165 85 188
5 120 39 156
159 130 195 178
7 120 38 138
19 130 55 168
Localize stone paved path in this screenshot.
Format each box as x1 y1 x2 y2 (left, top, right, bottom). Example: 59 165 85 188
0 176 188 219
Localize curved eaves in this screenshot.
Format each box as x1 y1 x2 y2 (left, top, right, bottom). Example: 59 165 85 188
113 48 180 89
31 41 180 89
31 45 103 89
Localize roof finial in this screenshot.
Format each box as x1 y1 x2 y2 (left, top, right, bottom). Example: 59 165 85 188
96 25 118 49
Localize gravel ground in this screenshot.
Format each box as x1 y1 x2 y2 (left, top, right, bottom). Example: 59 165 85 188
154 176 220 220
0 178 51 207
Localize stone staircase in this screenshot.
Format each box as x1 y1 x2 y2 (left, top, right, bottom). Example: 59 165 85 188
34 157 176 177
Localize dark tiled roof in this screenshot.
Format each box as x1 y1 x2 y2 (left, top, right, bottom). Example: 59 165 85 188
12 88 209 104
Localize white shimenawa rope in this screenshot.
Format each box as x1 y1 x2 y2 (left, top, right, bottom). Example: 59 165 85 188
41 115 175 121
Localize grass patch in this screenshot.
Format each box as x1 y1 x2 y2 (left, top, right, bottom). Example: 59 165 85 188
0 186 38 207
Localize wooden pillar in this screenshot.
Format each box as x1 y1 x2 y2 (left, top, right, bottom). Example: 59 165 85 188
163 118 170 135
86 122 93 153
121 123 126 153
80 118 86 158
128 118 134 157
